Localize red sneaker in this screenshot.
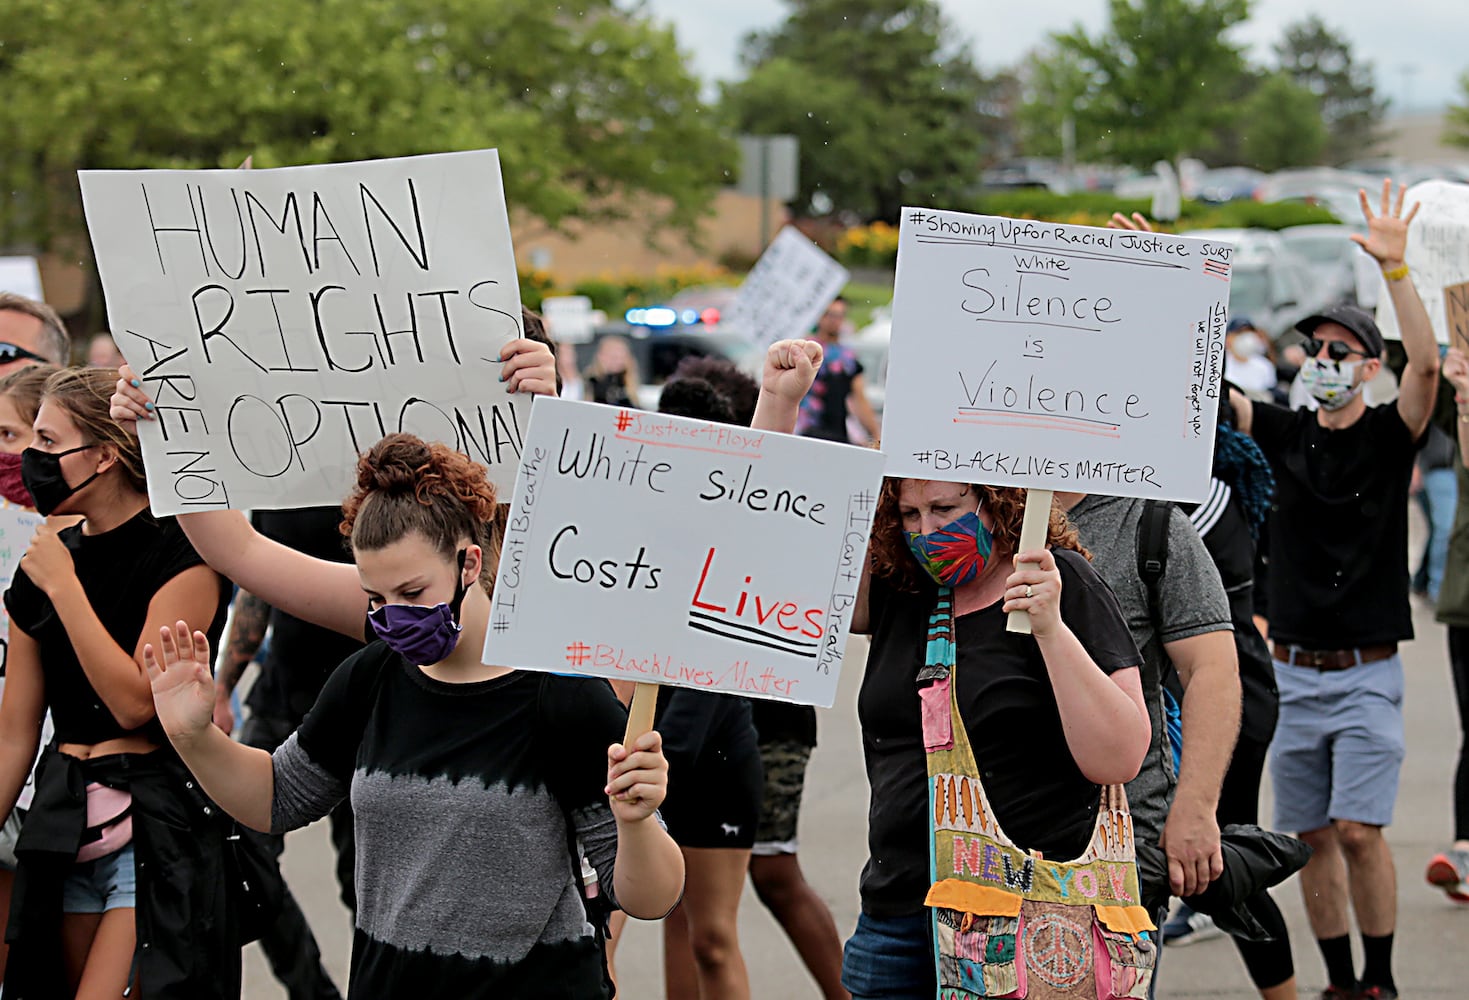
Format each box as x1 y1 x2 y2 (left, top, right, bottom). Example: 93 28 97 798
1425 848 1469 902
1354 985 1399 1000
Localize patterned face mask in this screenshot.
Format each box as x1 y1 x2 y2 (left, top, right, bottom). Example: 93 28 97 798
905 510 994 587
1297 357 1362 411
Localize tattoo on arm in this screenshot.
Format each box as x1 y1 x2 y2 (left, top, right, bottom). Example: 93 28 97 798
218 591 270 693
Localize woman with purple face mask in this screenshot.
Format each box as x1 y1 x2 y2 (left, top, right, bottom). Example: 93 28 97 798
839 479 1152 999
139 434 686 1000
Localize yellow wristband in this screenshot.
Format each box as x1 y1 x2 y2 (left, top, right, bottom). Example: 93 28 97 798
1383 264 1410 282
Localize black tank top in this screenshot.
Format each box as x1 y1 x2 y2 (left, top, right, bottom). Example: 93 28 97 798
4 510 229 744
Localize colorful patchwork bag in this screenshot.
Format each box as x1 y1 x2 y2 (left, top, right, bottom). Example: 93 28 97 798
919 589 1157 999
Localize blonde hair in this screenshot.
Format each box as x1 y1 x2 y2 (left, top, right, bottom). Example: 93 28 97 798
41 366 146 493
0 292 70 364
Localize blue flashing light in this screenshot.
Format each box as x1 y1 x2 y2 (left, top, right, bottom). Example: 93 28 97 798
642 307 677 327
680 309 700 325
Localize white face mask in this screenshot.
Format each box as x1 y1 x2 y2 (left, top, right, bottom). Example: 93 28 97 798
1230 332 1265 360
1298 357 1362 410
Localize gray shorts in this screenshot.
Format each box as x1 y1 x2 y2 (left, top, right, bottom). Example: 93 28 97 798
1270 653 1405 832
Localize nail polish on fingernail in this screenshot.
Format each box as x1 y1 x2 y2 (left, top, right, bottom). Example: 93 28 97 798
145 402 154 411
130 379 140 388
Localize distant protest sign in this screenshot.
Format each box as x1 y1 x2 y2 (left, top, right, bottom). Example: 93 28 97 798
1446 281 1469 351
484 398 885 708
1374 180 1469 345
78 150 526 515
722 226 849 348
0 257 43 300
881 209 1231 503
0 504 43 655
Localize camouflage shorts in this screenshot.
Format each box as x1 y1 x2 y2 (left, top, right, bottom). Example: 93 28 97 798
752 740 813 854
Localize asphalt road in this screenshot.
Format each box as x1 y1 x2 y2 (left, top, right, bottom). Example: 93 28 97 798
247 517 1469 999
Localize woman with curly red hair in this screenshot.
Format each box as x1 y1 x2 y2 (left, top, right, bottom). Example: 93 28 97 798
842 476 1153 998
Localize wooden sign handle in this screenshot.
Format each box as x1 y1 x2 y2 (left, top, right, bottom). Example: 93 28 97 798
623 682 659 745
1005 489 1055 635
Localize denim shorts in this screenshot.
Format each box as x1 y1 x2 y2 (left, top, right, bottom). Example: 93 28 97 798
1270 653 1406 832
841 910 935 1000
62 842 137 913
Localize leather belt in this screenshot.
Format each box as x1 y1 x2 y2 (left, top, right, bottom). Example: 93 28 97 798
1272 642 1397 671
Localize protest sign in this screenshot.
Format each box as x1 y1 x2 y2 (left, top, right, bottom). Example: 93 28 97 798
1447 281 1469 352
540 295 600 344
1374 180 1469 345
721 227 849 348
0 257 43 300
0 503 44 656
78 150 527 515
881 208 1231 503
484 397 885 708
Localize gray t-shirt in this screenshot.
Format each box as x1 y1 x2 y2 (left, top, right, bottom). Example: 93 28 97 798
1068 495 1233 850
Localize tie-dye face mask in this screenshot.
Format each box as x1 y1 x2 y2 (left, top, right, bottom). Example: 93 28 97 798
905 510 993 588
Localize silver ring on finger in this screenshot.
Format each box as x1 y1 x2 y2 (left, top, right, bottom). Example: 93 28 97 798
1025 585 1033 598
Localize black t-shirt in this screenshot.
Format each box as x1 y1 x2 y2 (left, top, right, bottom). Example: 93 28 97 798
273 644 629 999
749 700 818 748
247 507 363 723
1252 401 1420 647
5 510 229 744
1181 485 1279 744
857 549 1141 917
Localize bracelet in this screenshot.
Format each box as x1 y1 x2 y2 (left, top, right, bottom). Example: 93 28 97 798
1382 264 1410 282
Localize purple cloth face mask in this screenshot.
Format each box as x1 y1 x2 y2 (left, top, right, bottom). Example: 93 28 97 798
368 602 463 665
367 549 470 665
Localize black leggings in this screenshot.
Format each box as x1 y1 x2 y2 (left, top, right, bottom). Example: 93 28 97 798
1450 626 1469 841
1217 734 1294 991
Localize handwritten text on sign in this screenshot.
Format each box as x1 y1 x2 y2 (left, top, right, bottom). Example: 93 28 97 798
881 209 1229 503
78 150 526 514
721 227 850 349
1374 180 1469 345
484 398 886 707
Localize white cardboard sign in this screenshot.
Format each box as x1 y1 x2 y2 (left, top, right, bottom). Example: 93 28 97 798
722 227 849 348
78 150 527 514
484 397 886 707
0 504 43 650
1373 180 1469 345
882 209 1230 503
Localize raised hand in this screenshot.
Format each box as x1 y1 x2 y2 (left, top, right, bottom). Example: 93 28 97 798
499 338 558 396
143 621 218 746
110 363 155 431
1444 346 1469 396
762 338 823 405
1107 212 1155 233
1351 178 1419 268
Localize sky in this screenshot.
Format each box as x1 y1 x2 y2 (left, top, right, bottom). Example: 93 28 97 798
642 0 1467 113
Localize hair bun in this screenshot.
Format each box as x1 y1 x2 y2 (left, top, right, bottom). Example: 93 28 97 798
357 433 435 496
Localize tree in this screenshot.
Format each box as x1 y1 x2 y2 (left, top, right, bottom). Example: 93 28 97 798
1448 71 1469 149
1239 74 1328 170
1022 0 1252 168
1274 16 1386 163
722 0 989 220
0 0 735 257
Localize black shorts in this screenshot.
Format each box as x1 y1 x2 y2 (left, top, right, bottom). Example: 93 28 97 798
660 723 764 849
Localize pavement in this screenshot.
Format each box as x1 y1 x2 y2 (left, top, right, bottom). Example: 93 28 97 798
246 511 1469 999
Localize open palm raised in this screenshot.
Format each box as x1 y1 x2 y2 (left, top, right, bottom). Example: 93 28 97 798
143 622 218 745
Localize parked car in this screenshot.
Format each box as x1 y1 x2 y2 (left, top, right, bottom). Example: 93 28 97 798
1193 167 1266 203
573 327 760 410
1182 227 1331 340
1279 224 1368 305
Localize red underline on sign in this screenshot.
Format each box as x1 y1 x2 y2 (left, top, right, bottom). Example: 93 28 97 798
952 416 1123 439
614 433 765 458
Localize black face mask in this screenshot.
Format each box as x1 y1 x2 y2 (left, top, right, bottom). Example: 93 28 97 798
21 445 99 516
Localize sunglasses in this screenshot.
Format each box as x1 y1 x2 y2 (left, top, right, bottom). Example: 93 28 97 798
1301 337 1368 363
0 342 50 365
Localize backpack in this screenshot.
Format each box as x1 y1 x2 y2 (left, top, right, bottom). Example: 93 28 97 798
1136 499 1184 773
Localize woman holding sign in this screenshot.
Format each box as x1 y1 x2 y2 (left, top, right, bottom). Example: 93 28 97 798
842 482 1153 998
139 433 685 998
0 367 235 999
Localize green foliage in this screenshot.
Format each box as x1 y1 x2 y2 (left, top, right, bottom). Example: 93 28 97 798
1447 72 1469 149
1273 15 1386 163
722 0 990 220
1239 74 1329 171
1023 0 1252 168
0 0 736 254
